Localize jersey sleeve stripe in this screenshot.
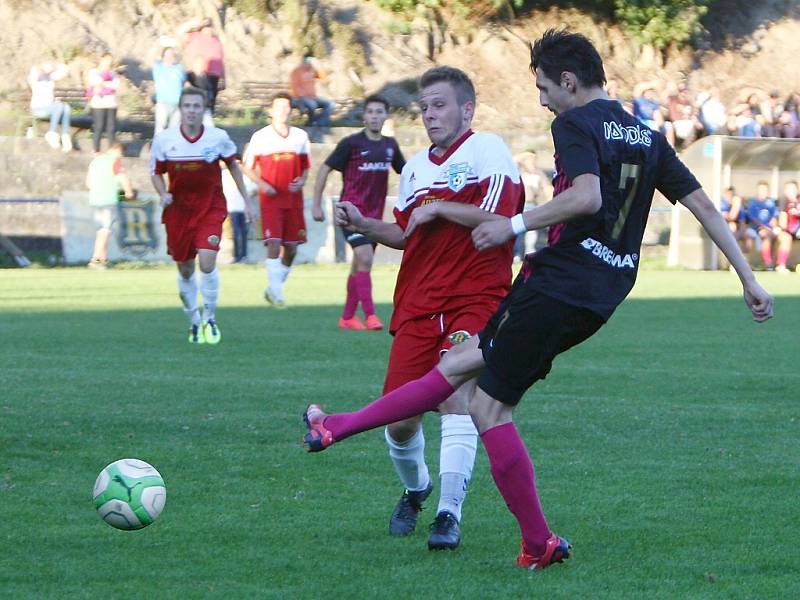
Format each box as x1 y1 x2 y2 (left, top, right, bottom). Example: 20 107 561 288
480 174 501 213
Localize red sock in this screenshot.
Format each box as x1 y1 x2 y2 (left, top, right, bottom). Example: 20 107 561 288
325 368 454 441
481 422 551 557
342 274 358 319
354 271 375 317
777 247 789 268
761 244 773 266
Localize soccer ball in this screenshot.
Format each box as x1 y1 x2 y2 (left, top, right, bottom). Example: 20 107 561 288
92 458 166 530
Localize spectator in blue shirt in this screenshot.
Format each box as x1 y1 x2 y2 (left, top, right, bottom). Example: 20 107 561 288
633 81 675 146
152 47 187 135
746 181 781 269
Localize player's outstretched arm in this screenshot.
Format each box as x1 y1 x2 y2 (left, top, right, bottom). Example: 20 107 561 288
679 188 774 322
335 201 406 249
404 202 504 238
472 173 601 251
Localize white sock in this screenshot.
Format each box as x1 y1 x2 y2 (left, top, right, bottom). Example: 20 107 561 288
437 414 478 521
265 258 282 294
385 427 430 492
177 273 201 326
200 267 220 321
280 262 292 283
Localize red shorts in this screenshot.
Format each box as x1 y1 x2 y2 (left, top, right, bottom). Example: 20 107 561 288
383 301 500 394
261 201 307 245
162 205 227 263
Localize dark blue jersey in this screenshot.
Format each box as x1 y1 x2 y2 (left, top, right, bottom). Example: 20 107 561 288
745 197 778 228
526 99 700 320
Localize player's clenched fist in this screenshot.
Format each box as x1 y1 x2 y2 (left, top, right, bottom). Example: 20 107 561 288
472 218 514 251
334 201 365 230
160 193 174 208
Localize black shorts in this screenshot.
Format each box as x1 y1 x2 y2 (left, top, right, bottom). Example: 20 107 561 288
342 227 377 250
477 283 604 406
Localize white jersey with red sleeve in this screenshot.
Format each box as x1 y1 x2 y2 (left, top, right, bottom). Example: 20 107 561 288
390 129 524 332
149 125 236 215
244 125 310 209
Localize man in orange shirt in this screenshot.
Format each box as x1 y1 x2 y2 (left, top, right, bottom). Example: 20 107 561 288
289 53 334 126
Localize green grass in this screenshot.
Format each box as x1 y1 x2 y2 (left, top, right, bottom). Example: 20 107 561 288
1 265 798 599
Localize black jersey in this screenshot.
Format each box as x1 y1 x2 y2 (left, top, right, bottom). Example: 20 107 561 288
324 131 405 220
526 99 700 320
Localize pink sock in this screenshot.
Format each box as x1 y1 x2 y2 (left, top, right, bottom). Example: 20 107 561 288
761 244 773 266
342 275 358 319
777 248 789 268
481 422 551 557
354 271 375 317
325 368 454 441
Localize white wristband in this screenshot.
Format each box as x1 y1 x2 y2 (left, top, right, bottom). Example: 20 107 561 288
510 213 527 235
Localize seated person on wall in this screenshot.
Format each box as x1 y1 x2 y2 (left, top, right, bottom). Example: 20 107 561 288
152 45 187 135
745 181 781 270
633 81 675 146
27 61 73 152
666 81 704 148
697 87 727 135
289 53 334 127
777 180 800 273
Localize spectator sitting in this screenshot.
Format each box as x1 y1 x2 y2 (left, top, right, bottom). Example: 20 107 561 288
86 53 121 153
633 81 674 145
730 95 761 138
760 90 784 137
27 61 72 152
697 87 727 135
86 141 133 269
720 186 745 239
774 108 800 139
745 181 781 269
667 80 703 147
152 46 187 135
776 180 800 273
178 18 225 115
289 53 334 127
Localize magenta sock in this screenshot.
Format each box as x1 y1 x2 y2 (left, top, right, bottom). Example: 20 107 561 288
324 368 454 441
481 422 551 557
354 271 375 317
761 244 773 266
342 274 358 319
777 248 789 267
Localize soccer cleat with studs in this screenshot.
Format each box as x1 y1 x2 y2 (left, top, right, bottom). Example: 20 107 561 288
203 319 221 345
338 316 367 330
389 480 434 536
303 404 334 452
516 533 572 570
188 323 205 344
427 510 461 550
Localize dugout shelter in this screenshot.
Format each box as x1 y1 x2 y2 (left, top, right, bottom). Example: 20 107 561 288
667 135 800 269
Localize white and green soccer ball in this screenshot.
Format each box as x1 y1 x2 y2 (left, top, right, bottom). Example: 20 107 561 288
93 458 166 530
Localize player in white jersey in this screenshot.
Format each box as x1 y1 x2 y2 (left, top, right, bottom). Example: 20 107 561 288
150 87 253 344
242 93 311 307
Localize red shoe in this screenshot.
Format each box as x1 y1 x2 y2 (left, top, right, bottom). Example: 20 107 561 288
338 316 366 330
303 404 334 452
364 314 384 331
516 533 571 570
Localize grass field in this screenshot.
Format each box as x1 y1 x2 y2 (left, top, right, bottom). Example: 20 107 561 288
1 264 798 599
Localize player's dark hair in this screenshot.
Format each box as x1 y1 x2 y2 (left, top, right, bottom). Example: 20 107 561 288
364 94 389 111
530 29 606 89
420 66 476 106
273 92 293 104
179 86 207 107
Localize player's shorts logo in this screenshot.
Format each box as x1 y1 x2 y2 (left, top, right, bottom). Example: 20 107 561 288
448 330 472 345
202 147 218 163
447 162 470 192
207 235 220 246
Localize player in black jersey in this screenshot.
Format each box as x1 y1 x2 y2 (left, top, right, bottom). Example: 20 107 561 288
302 29 773 570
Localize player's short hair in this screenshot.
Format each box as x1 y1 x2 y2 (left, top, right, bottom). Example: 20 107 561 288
530 29 606 89
363 94 389 111
179 86 207 107
272 92 292 105
419 66 476 106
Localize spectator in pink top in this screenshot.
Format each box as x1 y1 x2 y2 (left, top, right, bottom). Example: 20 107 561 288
179 18 225 115
86 53 121 153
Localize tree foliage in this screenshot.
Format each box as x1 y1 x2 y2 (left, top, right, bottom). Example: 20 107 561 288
611 0 714 49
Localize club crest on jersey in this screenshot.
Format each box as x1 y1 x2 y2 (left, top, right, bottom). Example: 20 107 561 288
202 147 218 163
446 162 470 192
207 235 220 246
448 330 472 345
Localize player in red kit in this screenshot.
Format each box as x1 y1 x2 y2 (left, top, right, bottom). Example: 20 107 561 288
303 31 773 570
150 87 252 344
333 67 524 551
243 93 310 308
311 94 406 330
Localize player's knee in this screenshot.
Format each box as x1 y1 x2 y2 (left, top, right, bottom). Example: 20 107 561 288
387 418 421 442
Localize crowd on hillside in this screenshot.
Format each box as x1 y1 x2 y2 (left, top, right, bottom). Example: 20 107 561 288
25 17 335 154
609 78 800 149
